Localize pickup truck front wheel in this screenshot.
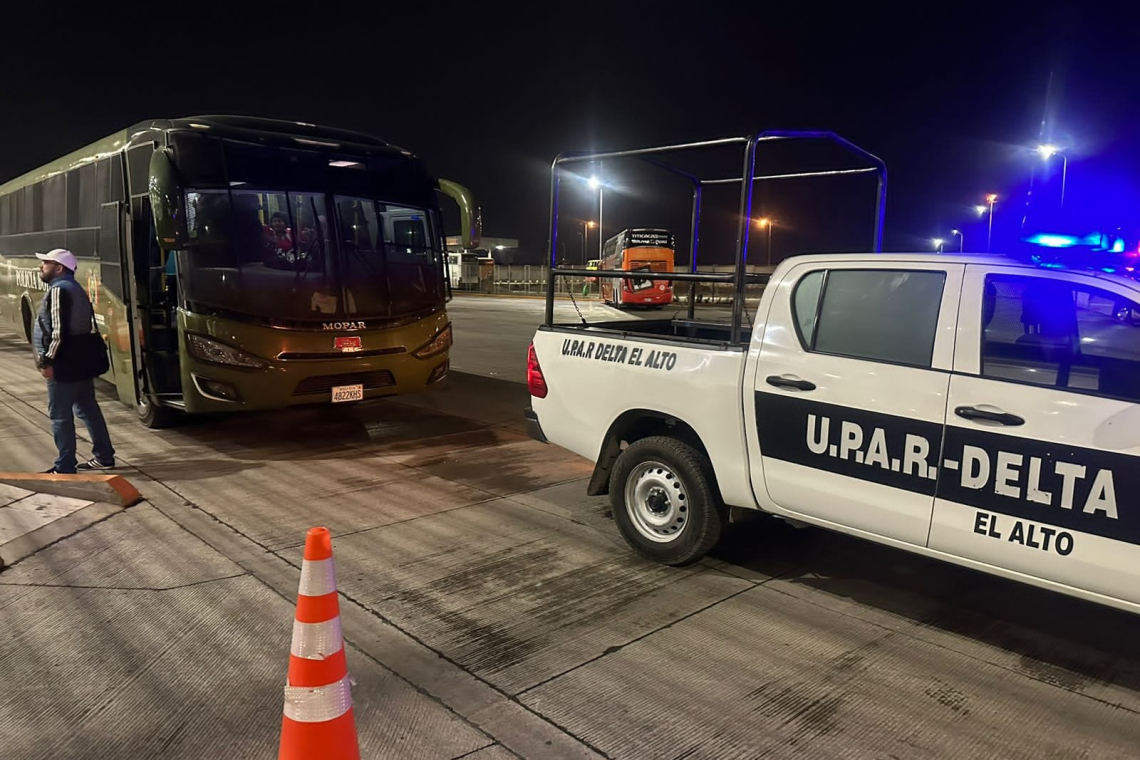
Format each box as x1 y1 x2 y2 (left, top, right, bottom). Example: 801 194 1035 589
610 436 725 565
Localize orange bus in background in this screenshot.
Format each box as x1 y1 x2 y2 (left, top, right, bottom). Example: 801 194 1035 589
599 228 675 308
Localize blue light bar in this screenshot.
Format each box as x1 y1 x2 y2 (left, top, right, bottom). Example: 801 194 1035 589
1026 233 1080 248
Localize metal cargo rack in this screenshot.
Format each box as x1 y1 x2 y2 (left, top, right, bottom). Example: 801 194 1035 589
545 130 888 344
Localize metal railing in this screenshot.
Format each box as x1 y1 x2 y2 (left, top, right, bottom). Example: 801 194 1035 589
452 262 772 304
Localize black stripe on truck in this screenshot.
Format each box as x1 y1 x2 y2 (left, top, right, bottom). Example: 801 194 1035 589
755 391 1134 545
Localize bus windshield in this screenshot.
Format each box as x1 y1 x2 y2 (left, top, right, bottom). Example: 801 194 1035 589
180 189 443 322
334 196 443 317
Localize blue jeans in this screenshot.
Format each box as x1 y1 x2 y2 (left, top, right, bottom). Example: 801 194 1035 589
47 379 115 473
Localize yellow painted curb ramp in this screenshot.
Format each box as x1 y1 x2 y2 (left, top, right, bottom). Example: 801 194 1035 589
0 473 142 508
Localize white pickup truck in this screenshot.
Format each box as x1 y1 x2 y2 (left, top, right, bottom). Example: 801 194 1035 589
526 252 1140 614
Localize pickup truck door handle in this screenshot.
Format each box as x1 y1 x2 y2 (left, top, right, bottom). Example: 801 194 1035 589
766 375 816 392
954 405 1025 426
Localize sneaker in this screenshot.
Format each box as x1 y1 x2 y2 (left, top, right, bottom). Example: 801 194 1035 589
77 458 115 472
43 467 61 474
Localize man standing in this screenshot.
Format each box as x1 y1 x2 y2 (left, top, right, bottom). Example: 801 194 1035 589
32 249 116 474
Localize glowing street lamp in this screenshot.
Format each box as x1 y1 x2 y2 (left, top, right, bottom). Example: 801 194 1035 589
933 237 945 253
975 205 988 215
950 229 963 252
1036 144 1069 210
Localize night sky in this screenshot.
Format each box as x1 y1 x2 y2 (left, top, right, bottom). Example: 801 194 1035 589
3 2 1137 264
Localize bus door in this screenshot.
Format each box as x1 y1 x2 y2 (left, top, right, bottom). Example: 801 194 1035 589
127 197 183 403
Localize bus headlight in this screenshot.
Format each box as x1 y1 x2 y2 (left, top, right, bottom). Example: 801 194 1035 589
186 333 267 369
412 324 452 359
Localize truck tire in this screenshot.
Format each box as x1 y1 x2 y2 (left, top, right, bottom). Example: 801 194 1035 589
609 436 726 565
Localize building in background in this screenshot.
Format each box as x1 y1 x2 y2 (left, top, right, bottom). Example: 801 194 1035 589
445 236 522 289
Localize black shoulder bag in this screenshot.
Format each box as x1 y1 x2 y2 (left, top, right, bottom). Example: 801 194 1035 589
47 289 111 382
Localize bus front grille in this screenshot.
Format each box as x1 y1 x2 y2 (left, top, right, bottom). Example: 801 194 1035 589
293 370 397 397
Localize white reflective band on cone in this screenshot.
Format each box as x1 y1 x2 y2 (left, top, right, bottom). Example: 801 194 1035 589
298 558 337 597
283 673 353 723
291 617 344 659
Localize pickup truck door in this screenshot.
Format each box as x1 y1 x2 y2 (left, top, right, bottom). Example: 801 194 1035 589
931 265 1140 606
746 261 963 546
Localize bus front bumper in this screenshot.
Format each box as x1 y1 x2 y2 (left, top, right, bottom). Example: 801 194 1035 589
180 350 449 414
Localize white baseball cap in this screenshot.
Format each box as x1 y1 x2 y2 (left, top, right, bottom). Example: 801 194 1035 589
36 248 78 272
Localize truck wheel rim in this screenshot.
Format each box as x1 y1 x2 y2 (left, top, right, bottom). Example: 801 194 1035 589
625 460 688 543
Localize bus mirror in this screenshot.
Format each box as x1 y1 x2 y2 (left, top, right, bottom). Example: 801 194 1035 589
148 149 188 249
438 179 481 249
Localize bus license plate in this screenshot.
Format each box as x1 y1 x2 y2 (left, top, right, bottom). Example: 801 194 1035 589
332 384 364 403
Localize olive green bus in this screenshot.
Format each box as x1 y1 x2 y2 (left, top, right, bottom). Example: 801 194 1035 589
0 116 479 426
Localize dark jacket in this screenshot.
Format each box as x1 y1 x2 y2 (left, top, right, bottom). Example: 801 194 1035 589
33 272 96 378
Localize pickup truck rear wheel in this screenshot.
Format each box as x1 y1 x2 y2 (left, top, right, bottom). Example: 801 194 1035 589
610 436 725 565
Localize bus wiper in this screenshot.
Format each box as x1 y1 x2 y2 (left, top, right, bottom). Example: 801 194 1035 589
292 197 324 288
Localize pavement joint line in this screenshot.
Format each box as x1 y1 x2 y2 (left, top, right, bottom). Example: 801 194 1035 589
0 501 125 572
498 491 613 539
0 571 249 592
757 581 1140 717
697 558 815 587
451 743 520 760
141 475 608 758
513 582 757 701
487 476 599 501
272 493 509 551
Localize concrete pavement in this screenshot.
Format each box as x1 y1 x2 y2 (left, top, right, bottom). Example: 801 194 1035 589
2 321 1140 759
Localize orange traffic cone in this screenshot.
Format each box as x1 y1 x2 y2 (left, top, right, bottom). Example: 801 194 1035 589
278 527 360 760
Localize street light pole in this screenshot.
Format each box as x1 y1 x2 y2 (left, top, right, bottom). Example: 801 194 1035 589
597 185 604 259
951 229 963 252
985 194 998 252
585 175 606 259
933 238 945 254
581 221 595 264
756 218 774 266
1059 153 1068 210
1037 145 1069 211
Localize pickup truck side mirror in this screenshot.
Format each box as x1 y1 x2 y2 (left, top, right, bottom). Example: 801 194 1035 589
148 148 189 250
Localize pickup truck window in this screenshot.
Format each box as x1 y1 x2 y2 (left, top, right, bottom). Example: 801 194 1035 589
982 274 1140 402
793 269 946 367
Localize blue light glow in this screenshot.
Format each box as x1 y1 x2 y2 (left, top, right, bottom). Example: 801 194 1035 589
1026 233 1080 248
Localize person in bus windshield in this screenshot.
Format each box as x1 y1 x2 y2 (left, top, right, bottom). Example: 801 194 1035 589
263 211 295 268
